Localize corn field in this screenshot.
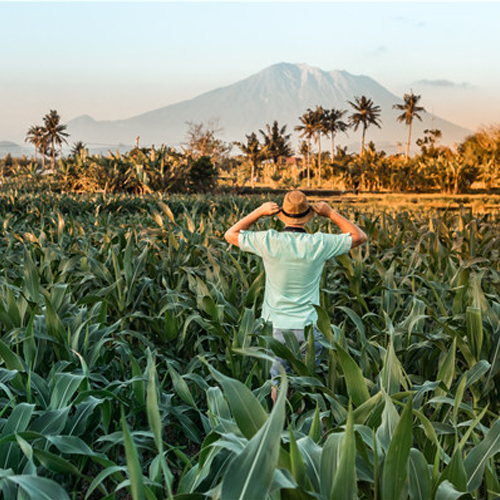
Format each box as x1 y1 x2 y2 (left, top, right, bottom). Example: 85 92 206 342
0 192 499 500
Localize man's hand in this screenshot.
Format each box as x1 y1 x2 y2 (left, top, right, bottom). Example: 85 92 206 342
258 202 281 217
313 201 368 248
312 201 333 217
224 201 280 247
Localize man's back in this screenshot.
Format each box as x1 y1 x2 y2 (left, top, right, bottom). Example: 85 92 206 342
239 229 352 328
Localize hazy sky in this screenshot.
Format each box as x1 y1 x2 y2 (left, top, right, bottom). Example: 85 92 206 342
1 1 499 143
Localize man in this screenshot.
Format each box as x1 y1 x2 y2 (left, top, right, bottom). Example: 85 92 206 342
224 190 367 400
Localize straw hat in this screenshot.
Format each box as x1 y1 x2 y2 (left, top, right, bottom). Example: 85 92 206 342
278 190 315 225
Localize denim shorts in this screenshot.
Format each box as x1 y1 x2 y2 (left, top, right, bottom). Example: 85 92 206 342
270 326 323 380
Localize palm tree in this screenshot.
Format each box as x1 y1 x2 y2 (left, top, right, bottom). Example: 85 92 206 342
348 96 382 155
295 110 316 187
235 132 266 188
71 141 88 158
259 121 293 176
25 125 48 168
323 108 349 160
393 91 425 159
43 109 69 168
310 106 327 185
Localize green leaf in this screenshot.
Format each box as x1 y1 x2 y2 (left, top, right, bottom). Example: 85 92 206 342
435 480 468 500
380 339 406 395
34 448 84 477
49 373 84 409
121 409 146 500
330 405 357 500
466 306 483 362
297 437 322 493
336 344 370 406
289 426 310 490
313 305 332 342
3 475 70 500
381 398 413 500
408 448 431 500
439 449 467 493
130 355 145 406
220 370 288 500
308 406 321 443
167 363 196 407
320 433 343 498
436 339 456 396
0 403 35 469
46 436 95 456
376 394 400 452
84 465 127 500
209 365 267 439
464 418 500 492
146 353 163 453
0 339 25 372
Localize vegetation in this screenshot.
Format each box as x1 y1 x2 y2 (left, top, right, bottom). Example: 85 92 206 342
14 102 500 195
24 110 69 169
0 192 499 499
348 96 382 155
393 91 426 159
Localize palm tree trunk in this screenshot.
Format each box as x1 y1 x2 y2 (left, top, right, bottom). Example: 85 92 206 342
317 133 322 186
51 138 55 169
251 161 255 189
406 121 412 159
360 125 367 155
307 140 311 187
330 132 335 160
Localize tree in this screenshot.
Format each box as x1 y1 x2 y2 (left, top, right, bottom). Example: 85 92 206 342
348 96 382 155
416 129 443 158
43 110 69 168
323 108 349 160
25 125 48 168
295 110 316 187
71 141 88 159
235 132 266 188
183 120 231 167
393 91 425 159
259 121 293 176
311 106 326 185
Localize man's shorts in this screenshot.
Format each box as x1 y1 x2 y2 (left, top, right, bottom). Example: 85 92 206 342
270 326 323 380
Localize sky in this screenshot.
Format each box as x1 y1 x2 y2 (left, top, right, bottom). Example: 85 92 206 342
1 1 499 143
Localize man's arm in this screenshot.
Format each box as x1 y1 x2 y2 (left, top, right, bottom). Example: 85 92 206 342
313 202 367 248
224 202 280 246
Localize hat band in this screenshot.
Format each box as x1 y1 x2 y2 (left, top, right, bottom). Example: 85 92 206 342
281 207 311 219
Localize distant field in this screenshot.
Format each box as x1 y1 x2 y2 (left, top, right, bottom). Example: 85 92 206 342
322 192 500 212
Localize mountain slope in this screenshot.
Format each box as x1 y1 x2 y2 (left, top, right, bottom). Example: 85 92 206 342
67 62 471 153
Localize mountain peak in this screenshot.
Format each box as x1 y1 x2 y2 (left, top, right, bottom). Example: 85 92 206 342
67 62 471 152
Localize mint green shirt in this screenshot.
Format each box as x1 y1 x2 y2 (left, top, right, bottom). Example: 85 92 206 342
239 230 352 329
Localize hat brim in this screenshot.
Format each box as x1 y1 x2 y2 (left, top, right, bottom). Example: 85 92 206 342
277 207 315 225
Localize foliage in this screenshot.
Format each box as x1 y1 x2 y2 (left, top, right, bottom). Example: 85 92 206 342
393 91 426 159
8 146 218 194
0 192 499 499
348 96 382 155
259 120 293 174
459 125 500 189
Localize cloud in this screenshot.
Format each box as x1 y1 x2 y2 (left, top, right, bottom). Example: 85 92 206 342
367 45 388 57
415 79 474 89
391 16 426 28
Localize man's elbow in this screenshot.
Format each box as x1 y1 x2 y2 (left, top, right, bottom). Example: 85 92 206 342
224 230 239 246
351 230 368 248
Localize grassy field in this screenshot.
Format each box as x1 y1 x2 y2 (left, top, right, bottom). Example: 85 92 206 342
0 191 499 500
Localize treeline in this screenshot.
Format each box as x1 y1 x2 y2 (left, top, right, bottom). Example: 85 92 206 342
1 100 499 194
